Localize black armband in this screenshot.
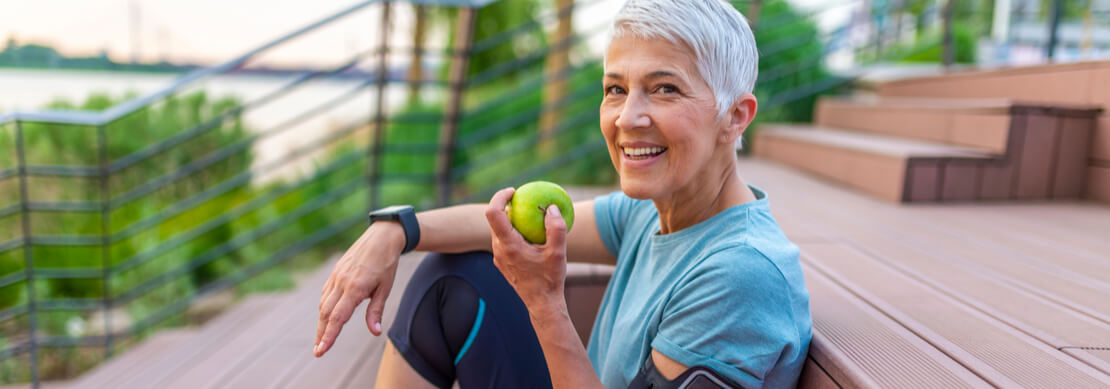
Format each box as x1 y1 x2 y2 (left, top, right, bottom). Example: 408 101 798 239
627 356 742 389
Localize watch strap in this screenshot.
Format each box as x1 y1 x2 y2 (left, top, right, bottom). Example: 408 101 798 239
398 208 420 254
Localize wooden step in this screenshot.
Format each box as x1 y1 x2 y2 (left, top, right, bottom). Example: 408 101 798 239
68 329 197 389
815 97 1016 153
754 124 995 202
816 96 1102 200
871 60 1110 204
756 111 1100 202
875 60 1110 108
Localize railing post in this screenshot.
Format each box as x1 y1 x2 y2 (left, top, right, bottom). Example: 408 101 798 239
748 0 762 29
539 0 574 158
1045 0 1062 61
408 5 427 106
437 7 477 207
15 120 40 388
942 0 954 67
97 123 113 357
368 1 392 211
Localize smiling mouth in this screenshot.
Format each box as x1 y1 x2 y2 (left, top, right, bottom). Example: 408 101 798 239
621 146 667 160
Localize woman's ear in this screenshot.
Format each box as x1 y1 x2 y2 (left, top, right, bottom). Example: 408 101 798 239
720 93 758 145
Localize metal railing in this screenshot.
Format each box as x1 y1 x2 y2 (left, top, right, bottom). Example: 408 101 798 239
0 0 912 386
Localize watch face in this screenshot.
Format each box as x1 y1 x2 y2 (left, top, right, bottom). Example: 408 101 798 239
373 205 411 215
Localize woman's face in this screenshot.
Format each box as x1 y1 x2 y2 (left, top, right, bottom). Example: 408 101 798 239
600 36 728 200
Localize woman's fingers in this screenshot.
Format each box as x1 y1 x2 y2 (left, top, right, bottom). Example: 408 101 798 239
544 205 567 254
315 282 343 347
485 188 518 240
315 293 361 357
365 280 393 336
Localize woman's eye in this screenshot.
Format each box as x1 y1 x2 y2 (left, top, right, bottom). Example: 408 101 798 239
656 85 677 94
604 85 626 95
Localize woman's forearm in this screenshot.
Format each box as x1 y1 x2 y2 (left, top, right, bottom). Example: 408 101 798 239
412 204 493 253
529 300 606 389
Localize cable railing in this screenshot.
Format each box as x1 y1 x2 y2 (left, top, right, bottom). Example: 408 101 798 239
0 0 923 386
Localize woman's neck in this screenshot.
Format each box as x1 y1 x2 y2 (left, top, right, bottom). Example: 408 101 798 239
652 155 757 235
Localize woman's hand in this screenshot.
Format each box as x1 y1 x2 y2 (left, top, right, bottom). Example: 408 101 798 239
484 188 568 311
314 222 404 357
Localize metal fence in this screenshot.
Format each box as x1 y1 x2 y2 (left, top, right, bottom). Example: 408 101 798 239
0 0 921 385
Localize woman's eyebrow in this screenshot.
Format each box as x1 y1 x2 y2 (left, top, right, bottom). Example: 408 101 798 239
604 71 682 81
645 70 680 80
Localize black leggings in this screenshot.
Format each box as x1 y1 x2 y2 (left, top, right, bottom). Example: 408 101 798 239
387 252 553 389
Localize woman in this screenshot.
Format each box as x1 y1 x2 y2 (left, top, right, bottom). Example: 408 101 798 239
313 0 811 387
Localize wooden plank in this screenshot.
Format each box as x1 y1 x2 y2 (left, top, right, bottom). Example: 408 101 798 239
978 161 1015 200
1086 165 1110 204
949 113 1010 154
1067 349 1110 369
802 248 992 388
877 62 1100 104
1090 67 1110 110
845 152 906 203
286 252 423 388
761 125 992 159
160 285 319 388
940 160 981 201
1014 114 1058 199
802 243 1110 387
219 343 308 388
924 203 1110 255
1053 117 1093 198
905 160 940 202
769 162 1110 319
797 358 840 389
68 329 197 389
91 292 289 388
1091 116 1110 162
748 159 1110 347
153 262 339 389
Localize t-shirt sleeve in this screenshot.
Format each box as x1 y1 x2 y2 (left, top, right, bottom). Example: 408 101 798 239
651 248 801 388
592 191 640 258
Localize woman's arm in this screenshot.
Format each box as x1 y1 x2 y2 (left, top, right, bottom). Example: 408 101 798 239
484 188 606 388
565 200 616 265
315 196 612 358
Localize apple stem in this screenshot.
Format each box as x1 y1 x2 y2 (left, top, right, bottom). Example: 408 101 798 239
537 206 546 212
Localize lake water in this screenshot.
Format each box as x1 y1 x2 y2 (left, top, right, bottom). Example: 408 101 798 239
0 68 421 183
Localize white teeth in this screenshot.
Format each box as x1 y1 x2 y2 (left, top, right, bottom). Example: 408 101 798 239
623 147 665 156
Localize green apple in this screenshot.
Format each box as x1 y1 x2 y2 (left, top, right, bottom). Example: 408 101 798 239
508 181 575 244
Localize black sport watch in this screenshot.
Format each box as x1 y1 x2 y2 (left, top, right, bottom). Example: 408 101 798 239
369 205 420 254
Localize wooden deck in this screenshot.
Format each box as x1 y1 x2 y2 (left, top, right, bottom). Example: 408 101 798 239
64 159 1110 388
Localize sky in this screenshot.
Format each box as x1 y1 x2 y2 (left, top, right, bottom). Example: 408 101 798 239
0 0 614 67
1 0 845 67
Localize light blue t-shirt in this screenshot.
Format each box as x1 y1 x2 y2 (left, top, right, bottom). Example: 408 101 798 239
587 186 811 388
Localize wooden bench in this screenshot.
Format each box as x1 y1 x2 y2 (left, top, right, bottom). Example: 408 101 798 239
755 98 1101 203
874 60 1110 204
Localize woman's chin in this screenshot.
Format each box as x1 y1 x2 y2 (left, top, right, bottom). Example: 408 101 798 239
618 179 658 200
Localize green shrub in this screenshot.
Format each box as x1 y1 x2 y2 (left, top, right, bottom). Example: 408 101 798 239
885 22 978 64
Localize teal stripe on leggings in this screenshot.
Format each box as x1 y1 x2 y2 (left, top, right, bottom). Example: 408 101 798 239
454 298 486 365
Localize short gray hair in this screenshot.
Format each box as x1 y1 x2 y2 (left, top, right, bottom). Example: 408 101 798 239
608 0 758 122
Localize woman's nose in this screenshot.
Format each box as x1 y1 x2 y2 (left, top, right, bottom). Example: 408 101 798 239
615 94 651 130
